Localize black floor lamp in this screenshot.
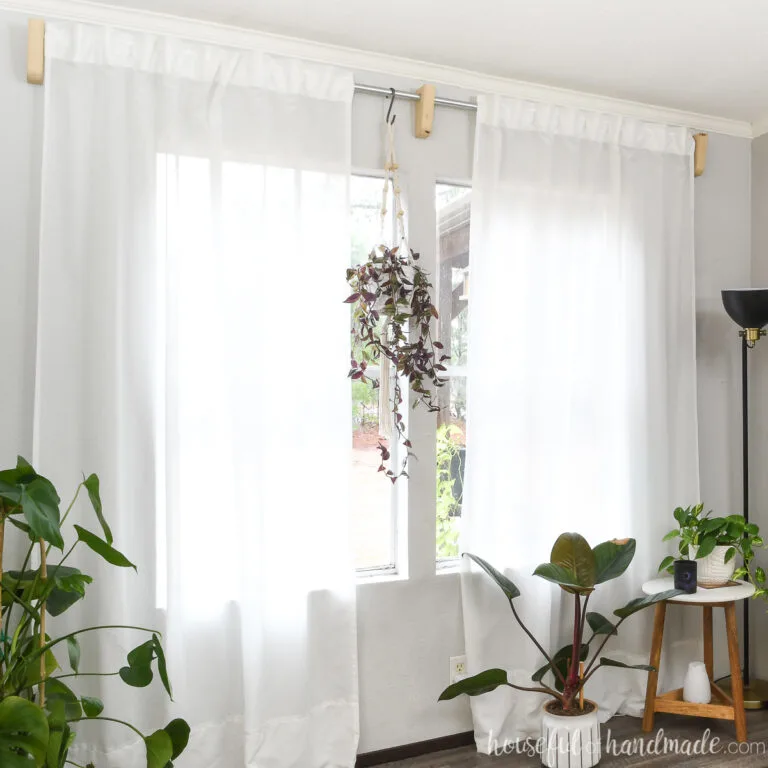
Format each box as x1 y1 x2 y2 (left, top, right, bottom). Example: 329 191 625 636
721 288 768 709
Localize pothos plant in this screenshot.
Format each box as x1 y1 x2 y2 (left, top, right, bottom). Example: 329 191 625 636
439 534 681 713
0 457 189 768
658 503 767 599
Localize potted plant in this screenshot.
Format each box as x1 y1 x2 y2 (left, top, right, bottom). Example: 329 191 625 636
658 504 766 591
0 457 189 767
439 534 680 768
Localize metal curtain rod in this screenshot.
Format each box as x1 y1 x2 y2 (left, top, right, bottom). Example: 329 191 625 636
354 83 477 112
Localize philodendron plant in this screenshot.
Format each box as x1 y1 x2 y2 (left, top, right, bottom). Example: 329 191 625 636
0 457 189 767
439 534 682 713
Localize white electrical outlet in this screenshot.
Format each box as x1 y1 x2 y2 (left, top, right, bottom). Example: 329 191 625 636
450 655 467 684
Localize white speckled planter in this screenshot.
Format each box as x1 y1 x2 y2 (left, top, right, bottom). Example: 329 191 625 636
691 544 736 587
541 699 601 768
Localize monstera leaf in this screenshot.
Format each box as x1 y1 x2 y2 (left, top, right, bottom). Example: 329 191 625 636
0 696 49 768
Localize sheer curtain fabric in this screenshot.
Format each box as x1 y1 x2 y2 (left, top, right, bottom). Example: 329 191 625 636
461 96 700 750
36 22 357 767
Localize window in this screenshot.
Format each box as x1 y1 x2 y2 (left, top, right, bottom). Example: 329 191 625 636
435 183 471 563
350 175 399 572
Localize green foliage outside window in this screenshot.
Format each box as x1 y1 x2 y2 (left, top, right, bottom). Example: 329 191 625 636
436 425 463 559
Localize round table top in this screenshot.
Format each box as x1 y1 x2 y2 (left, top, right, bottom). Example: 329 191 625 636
642 576 755 603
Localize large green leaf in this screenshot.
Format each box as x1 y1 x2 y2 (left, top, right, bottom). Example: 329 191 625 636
614 589 683 619
0 696 49 767
694 535 718 559
21 479 63 550
145 729 174 768
463 554 520 601
67 637 80 674
586 612 618 636
599 657 655 671
74 526 136 570
0 457 40 504
532 644 588 692
164 719 191 760
547 533 596 589
592 539 635 584
532 563 584 590
3 566 92 617
84 474 113 545
438 668 509 701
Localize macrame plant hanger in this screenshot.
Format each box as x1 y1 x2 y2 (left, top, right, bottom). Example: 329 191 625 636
377 89 410 439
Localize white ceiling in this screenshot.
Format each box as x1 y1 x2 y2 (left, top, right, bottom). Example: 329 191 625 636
36 0 768 125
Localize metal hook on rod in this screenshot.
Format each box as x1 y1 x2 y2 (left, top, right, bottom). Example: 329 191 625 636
385 87 397 125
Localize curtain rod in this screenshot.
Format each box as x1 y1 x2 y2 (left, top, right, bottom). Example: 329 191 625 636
354 83 477 112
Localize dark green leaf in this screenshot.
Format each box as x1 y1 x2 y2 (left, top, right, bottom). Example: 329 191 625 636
164 719 190 760
586 612 618 636
532 563 583 590
67 636 80 674
694 536 717 559
74 526 136 570
0 696 49 768
120 640 154 688
81 697 104 718
725 547 736 564
152 634 172 699
592 539 635 584
438 668 509 701
599 657 655 671
145 729 174 768
657 556 675 573
84 474 112 545
673 507 687 526
614 589 683 619
44 679 82 721
21 479 63 550
463 554 520 601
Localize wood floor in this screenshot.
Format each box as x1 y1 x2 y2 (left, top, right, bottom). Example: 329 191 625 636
378 712 768 767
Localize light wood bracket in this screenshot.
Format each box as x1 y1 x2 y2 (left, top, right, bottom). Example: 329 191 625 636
414 84 435 139
693 132 708 177
27 19 45 86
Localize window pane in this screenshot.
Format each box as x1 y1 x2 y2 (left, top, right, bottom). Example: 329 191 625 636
436 183 471 562
351 175 397 571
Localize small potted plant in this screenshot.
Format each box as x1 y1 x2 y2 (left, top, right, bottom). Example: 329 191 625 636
439 534 680 768
658 504 766 591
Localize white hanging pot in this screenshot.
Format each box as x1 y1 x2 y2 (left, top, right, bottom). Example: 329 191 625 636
541 699 601 768
690 544 736 587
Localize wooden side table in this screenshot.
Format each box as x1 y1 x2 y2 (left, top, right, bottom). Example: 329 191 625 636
641 576 755 743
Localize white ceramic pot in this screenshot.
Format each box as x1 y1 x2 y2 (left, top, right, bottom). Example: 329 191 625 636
541 699 601 768
691 544 736 587
683 661 711 704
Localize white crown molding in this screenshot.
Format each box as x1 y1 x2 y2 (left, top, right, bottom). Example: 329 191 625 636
0 0 755 139
751 115 768 139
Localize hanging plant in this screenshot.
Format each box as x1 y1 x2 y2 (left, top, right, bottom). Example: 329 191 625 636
345 108 449 481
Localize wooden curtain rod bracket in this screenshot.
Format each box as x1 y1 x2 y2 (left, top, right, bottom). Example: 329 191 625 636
693 132 708 177
27 19 45 85
415 84 435 138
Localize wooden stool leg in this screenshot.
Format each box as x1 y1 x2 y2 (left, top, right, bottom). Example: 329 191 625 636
643 601 667 733
703 606 713 680
724 602 747 743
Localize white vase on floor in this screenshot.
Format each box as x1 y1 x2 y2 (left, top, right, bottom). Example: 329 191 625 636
683 661 711 704
541 699 601 768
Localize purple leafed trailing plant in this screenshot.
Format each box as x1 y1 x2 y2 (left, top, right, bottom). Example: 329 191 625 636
345 245 449 481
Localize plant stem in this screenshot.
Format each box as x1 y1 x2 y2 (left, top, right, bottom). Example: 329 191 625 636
47 483 83 557
584 617 627 677
508 600 566 686
68 716 145 742
504 682 565 705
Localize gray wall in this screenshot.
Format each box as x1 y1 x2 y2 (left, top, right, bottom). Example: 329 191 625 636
0 6 756 752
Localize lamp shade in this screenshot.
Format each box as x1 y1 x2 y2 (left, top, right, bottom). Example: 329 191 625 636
721 289 768 329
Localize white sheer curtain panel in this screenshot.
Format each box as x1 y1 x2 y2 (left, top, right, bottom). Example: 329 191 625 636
35 22 357 767
461 96 700 751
